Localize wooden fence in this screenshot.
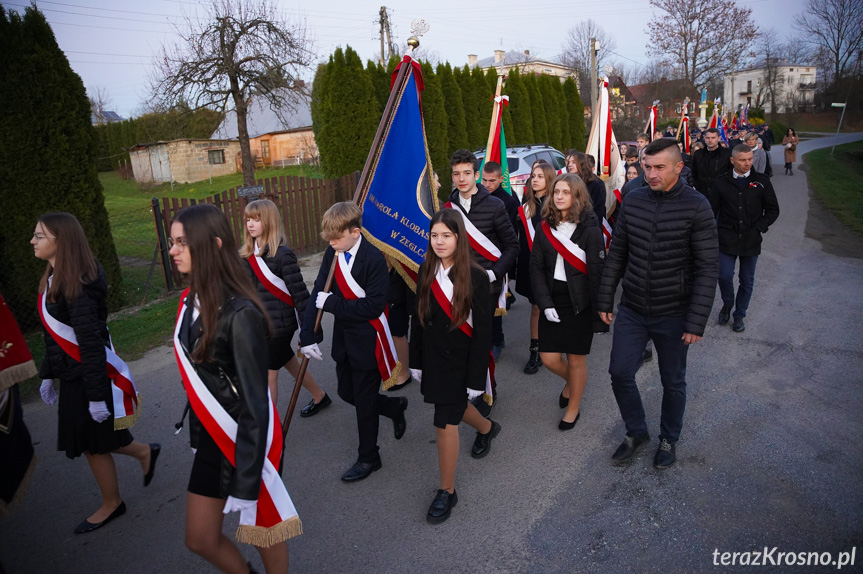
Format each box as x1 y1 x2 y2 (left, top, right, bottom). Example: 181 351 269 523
155 172 359 285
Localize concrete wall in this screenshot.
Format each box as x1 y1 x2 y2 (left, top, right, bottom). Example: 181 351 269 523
129 149 153 183
167 140 240 184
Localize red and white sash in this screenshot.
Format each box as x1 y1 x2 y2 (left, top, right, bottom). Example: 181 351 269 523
541 221 588 276
333 253 402 390
601 218 612 250
248 246 301 325
517 204 536 251
173 290 301 546
430 266 494 405
38 284 140 430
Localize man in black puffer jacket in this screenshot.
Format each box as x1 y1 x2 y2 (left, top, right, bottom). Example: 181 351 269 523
598 138 719 469
691 128 732 195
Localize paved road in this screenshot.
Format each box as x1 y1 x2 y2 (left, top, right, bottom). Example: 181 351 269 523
3 134 863 573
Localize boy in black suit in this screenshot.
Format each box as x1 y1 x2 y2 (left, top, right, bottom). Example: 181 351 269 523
300 202 408 482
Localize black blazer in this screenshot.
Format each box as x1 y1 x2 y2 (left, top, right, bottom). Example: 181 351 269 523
410 265 491 404
708 171 780 257
299 237 389 371
530 211 607 331
178 293 270 501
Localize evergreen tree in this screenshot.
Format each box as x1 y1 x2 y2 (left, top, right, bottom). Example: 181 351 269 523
524 73 548 144
311 57 335 175
563 76 587 149
0 5 121 326
419 61 450 199
436 63 469 153
472 66 496 149
456 66 481 150
552 77 571 151
505 68 533 145
366 59 388 117
540 75 563 150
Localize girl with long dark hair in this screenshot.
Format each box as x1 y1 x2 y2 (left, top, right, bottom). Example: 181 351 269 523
410 209 500 524
569 151 608 225
33 212 157 533
171 204 298 573
517 161 557 375
530 174 606 429
240 199 329 417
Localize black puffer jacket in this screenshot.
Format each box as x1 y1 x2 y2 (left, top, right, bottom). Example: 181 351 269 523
244 244 310 338
446 184 519 284
597 178 719 336
179 293 269 501
530 210 609 332
708 171 780 257
691 145 732 195
39 264 111 402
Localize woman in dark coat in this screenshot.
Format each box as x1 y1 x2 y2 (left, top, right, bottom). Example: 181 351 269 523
530 174 606 430
33 212 157 534
240 199 329 416
410 209 500 524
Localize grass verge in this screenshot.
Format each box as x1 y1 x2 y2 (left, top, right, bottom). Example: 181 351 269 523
805 141 863 236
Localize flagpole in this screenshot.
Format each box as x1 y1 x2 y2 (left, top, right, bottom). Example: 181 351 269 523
282 36 422 444
676 97 689 140
484 77 503 156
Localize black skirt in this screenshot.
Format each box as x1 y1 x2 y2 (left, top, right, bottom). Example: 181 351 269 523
538 280 594 355
57 377 133 459
267 335 296 370
187 426 227 499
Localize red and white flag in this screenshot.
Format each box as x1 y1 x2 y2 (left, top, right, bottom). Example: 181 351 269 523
174 290 301 546
38 282 140 430
682 116 691 154
586 76 626 221
334 253 402 389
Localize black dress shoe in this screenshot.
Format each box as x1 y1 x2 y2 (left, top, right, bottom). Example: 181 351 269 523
471 420 501 459
558 412 580 431
74 501 126 534
524 350 542 374
387 376 413 392
718 305 731 325
732 317 745 332
340 459 382 482
558 393 569 409
392 397 408 439
611 433 650 464
144 443 161 487
654 438 677 469
427 489 458 524
300 393 332 417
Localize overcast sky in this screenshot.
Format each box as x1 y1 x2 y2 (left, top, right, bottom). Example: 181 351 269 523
2 0 807 117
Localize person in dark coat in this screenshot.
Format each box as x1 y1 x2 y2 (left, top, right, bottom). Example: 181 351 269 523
240 199 329 416
568 151 608 227
300 202 408 483
691 127 733 195
530 173 607 430
33 213 157 534
709 144 780 333
410 209 499 524
481 160 519 360
597 138 719 469
170 204 290 572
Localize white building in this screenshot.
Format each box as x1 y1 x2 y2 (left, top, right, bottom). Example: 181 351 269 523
724 62 817 114
468 50 577 82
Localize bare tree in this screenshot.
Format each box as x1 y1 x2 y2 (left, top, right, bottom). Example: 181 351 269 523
647 0 758 90
560 20 617 100
753 29 785 113
793 0 863 95
88 85 112 125
150 0 313 185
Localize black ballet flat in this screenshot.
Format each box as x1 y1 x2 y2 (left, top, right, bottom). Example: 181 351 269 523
559 393 569 409
74 501 126 534
144 443 161 487
558 412 580 431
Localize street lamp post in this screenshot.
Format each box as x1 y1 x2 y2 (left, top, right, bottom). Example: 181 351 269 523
831 102 847 156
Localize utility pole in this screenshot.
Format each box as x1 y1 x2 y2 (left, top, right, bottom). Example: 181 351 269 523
590 37 600 118
378 6 386 64
381 7 396 61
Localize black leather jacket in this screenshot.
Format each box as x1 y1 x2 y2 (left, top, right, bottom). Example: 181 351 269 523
179 293 270 501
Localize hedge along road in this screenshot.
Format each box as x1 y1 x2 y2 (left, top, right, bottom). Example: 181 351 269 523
2 133 863 573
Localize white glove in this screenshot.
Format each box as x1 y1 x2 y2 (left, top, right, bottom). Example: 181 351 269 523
88 401 111 423
40 379 56 406
409 368 422 383
300 343 323 361
544 308 561 323
467 388 484 400
315 291 332 309
223 495 257 514
486 270 496 283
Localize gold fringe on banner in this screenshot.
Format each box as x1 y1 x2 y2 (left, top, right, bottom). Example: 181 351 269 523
0 361 37 393
381 361 403 391
236 515 303 547
494 308 507 317
113 393 142 430
361 229 421 293
0 455 37 517
483 392 494 406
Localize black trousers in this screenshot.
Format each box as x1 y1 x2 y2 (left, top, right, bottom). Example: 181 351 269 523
336 361 401 463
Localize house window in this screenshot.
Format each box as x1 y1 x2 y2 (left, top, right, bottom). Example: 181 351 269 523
747 80 752 92
675 103 682 113
261 140 270 159
747 97 752 104
789 68 794 72
806 68 810 72
208 149 225 164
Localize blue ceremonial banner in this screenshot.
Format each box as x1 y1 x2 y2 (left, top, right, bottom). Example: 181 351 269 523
359 58 438 288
